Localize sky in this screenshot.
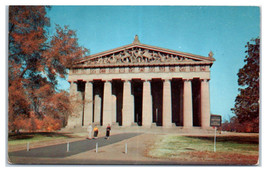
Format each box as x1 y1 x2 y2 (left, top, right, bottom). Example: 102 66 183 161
46 6 260 122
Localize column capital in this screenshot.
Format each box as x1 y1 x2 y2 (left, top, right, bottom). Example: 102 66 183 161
200 78 210 82
103 79 112 83
122 79 132 82
68 80 78 84
162 78 172 81
183 78 193 82
85 80 94 83
142 79 152 82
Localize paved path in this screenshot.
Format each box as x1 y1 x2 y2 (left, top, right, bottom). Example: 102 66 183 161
9 133 141 158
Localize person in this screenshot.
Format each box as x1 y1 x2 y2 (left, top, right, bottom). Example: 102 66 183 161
93 126 99 139
105 124 111 139
87 124 92 139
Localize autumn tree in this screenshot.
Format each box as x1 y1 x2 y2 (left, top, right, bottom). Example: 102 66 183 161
231 38 260 133
8 6 88 132
221 116 257 133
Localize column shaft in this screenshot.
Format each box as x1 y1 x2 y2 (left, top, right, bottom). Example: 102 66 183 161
76 86 83 126
142 80 152 127
68 81 82 127
83 81 93 126
183 79 193 128
102 81 112 126
122 80 132 126
70 81 77 100
162 79 172 128
112 95 117 124
93 94 101 125
179 83 184 126
67 81 78 127
201 79 211 129
131 94 135 125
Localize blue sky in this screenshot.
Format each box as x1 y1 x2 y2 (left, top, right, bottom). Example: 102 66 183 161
46 6 260 121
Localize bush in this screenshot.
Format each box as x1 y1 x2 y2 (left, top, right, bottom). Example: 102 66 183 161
10 113 62 132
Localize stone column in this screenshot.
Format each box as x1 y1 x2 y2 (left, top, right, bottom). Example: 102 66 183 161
162 79 172 128
179 82 184 126
93 94 101 125
83 81 93 126
201 79 211 129
142 80 152 127
112 95 117 124
69 81 77 104
122 80 132 126
76 90 83 126
74 81 84 127
67 81 78 128
183 79 193 128
131 94 135 125
102 80 112 126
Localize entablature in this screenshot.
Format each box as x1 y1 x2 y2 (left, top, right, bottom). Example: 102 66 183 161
69 64 210 75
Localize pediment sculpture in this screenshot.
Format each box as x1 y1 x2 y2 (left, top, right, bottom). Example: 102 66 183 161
83 48 197 65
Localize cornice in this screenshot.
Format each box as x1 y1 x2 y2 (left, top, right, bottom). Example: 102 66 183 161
71 60 213 69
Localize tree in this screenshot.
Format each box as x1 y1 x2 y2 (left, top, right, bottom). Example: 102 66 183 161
8 6 88 132
221 116 257 133
231 38 260 132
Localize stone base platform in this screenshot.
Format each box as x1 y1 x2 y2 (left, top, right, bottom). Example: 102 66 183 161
60 125 215 135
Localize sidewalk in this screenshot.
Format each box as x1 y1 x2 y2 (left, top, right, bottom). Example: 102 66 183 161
65 133 162 163
9 132 183 165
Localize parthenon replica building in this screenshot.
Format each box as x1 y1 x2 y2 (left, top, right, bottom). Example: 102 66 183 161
67 35 215 129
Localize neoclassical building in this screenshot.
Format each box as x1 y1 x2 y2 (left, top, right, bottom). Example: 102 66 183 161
67 36 215 129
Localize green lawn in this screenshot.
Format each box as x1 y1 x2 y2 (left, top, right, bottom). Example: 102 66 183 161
8 132 71 145
148 134 259 164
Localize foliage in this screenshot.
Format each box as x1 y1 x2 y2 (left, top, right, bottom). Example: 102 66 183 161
231 38 260 132
221 116 259 133
12 113 62 132
8 6 88 132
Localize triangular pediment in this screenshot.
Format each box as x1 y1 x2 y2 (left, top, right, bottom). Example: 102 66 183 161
74 37 215 68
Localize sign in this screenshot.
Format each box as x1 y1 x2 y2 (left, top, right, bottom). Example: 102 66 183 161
210 114 222 127
210 114 221 152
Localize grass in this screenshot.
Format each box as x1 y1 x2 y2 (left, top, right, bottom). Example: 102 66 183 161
147 134 259 164
8 132 71 145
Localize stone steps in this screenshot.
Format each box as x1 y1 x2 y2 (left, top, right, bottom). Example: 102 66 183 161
60 125 214 135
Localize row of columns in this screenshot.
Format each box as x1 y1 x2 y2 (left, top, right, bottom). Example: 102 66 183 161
68 78 210 129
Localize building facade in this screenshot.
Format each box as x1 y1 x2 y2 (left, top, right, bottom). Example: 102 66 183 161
67 36 215 129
